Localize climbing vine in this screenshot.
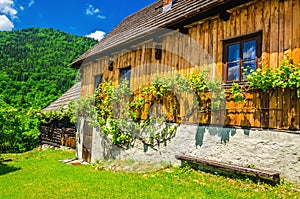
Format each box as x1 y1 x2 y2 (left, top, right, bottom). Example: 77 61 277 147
88 70 225 148
230 59 300 102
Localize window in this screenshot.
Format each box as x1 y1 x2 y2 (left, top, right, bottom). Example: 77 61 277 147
223 31 262 83
94 74 102 92
119 66 131 86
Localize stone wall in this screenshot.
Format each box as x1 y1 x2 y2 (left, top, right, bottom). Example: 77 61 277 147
78 123 300 183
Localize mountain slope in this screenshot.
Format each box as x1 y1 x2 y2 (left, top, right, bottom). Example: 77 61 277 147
0 28 97 109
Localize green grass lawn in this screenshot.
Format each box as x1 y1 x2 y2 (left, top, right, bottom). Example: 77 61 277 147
0 149 299 199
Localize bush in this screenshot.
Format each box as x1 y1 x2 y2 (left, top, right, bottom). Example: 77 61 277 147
0 99 40 153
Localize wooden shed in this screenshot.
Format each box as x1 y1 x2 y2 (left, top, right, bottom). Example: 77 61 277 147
71 0 300 161
40 82 80 148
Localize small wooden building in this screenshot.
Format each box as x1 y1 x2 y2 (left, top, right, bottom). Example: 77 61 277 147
71 0 300 161
40 82 80 148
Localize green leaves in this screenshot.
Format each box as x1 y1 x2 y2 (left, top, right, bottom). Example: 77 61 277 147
231 83 245 103
0 28 97 109
0 100 40 153
247 60 300 94
91 71 224 147
232 59 300 102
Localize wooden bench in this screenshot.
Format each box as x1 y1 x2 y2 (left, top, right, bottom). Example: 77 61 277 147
175 154 280 185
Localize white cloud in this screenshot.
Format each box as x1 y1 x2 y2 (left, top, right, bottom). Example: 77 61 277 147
86 30 105 41
97 15 106 19
0 15 14 31
86 4 106 19
28 0 34 7
20 5 24 11
0 0 17 17
86 4 99 15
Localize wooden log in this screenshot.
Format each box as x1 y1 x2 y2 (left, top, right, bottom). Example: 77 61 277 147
175 154 280 185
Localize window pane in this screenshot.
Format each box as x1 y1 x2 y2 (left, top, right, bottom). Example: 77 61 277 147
94 74 102 90
228 44 240 62
228 62 239 81
120 68 131 85
242 60 256 80
243 40 256 60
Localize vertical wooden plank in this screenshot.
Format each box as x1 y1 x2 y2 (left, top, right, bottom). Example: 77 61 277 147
146 46 152 86
248 90 255 127
200 23 206 68
204 22 210 67
282 88 291 129
297 90 300 131
193 25 200 70
276 88 283 129
235 9 241 35
208 20 214 78
247 3 255 33
290 89 299 130
240 5 248 35
278 0 285 65
269 89 277 129
174 32 180 71
163 35 169 74
184 29 191 77
261 91 269 128
262 0 271 68
292 0 300 65
284 0 292 52
254 0 263 30
178 31 184 75
217 18 224 80
270 0 279 69
230 9 236 37
209 20 218 125
253 90 261 128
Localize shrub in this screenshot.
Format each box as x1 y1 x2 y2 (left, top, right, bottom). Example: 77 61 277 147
0 99 40 153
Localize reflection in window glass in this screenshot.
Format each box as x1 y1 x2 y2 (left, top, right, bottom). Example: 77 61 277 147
94 74 102 91
243 40 256 60
228 44 240 62
120 67 131 86
242 60 256 80
228 63 239 81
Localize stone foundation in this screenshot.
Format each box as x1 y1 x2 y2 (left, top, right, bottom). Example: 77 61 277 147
77 123 300 183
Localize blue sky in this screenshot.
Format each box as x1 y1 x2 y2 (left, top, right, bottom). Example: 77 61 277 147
0 0 156 40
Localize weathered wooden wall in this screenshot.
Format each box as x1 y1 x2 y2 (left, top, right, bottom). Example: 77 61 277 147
40 118 76 148
80 0 300 130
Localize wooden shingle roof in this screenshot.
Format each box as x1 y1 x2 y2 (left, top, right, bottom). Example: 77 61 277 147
43 82 81 112
71 0 236 68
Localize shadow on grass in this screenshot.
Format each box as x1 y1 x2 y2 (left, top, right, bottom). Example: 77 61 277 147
0 160 21 176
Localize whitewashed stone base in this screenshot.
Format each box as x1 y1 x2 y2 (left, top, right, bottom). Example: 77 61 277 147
77 123 300 183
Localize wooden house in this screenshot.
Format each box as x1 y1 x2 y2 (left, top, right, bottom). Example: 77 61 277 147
71 0 300 162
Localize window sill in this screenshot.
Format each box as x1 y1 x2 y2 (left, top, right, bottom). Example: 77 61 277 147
222 81 248 88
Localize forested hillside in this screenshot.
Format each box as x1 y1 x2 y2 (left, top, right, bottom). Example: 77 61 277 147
0 28 97 109
0 28 97 153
